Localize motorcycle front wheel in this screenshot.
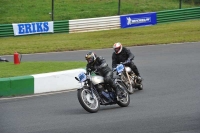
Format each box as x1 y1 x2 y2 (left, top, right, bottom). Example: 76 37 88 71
77 88 100 113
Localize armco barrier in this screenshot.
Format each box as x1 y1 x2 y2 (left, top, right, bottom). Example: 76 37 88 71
0 24 13 37
0 68 85 97
69 16 120 33
157 7 200 23
54 20 69 33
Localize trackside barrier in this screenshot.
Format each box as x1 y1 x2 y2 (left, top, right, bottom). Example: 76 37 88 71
33 69 86 94
0 24 13 37
0 68 86 97
69 16 120 33
157 7 200 23
0 76 34 97
54 20 69 33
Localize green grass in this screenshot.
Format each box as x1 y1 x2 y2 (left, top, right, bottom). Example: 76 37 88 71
1 19 200 55
0 61 86 78
0 0 199 24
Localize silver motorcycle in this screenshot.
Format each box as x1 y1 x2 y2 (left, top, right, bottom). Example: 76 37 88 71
114 61 143 94
75 70 130 113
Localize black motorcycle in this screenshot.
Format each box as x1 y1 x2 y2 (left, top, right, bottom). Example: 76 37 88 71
75 70 130 113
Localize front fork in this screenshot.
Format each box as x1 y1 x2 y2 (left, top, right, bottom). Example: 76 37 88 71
125 70 132 85
88 82 100 100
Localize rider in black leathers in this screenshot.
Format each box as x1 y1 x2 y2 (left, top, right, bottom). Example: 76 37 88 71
85 51 121 97
112 42 142 82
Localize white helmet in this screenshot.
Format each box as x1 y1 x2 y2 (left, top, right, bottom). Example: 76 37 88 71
113 42 122 54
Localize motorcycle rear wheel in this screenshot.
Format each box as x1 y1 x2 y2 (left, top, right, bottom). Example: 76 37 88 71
137 83 143 90
126 78 134 94
116 81 130 107
77 88 100 113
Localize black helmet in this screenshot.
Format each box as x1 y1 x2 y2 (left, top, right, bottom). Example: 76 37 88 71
85 51 96 64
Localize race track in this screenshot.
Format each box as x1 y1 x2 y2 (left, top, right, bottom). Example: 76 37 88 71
1 42 200 133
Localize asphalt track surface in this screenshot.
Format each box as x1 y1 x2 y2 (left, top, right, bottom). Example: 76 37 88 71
1 42 200 133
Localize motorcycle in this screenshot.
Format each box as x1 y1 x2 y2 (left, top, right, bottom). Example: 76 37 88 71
114 61 143 94
75 70 130 113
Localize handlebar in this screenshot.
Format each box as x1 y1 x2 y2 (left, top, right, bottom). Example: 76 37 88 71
113 61 130 72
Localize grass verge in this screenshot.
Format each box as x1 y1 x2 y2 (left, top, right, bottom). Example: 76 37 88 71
0 61 86 78
1 19 200 55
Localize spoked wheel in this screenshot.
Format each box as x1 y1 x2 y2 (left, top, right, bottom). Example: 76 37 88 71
126 82 134 94
116 81 130 107
77 89 100 113
121 74 134 94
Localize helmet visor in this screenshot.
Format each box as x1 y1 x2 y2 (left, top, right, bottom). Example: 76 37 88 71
114 47 121 53
86 57 93 63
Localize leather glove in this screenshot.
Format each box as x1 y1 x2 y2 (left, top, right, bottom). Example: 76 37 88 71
125 59 131 64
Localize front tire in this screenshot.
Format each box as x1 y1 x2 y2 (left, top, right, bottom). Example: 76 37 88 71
77 88 100 113
116 81 130 107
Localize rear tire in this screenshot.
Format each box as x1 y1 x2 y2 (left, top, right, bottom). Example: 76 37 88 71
116 81 130 107
137 83 143 90
77 89 100 113
126 83 134 94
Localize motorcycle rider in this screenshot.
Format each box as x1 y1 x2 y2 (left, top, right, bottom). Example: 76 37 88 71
85 51 123 99
112 42 142 83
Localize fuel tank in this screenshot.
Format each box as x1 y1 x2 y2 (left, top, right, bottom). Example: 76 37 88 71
91 75 104 85
125 66 132 73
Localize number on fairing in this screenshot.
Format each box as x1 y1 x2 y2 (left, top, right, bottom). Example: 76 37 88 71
116 64 124 73
78 72 86 82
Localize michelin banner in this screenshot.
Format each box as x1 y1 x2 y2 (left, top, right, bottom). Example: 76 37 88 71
120 12 157 28
12 21 54 36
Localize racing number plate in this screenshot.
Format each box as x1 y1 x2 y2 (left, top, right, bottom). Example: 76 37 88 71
116 64 124 73
78 72 87 82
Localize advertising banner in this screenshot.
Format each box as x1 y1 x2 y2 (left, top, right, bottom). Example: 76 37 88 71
12 21 54 36
120 12 157 28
